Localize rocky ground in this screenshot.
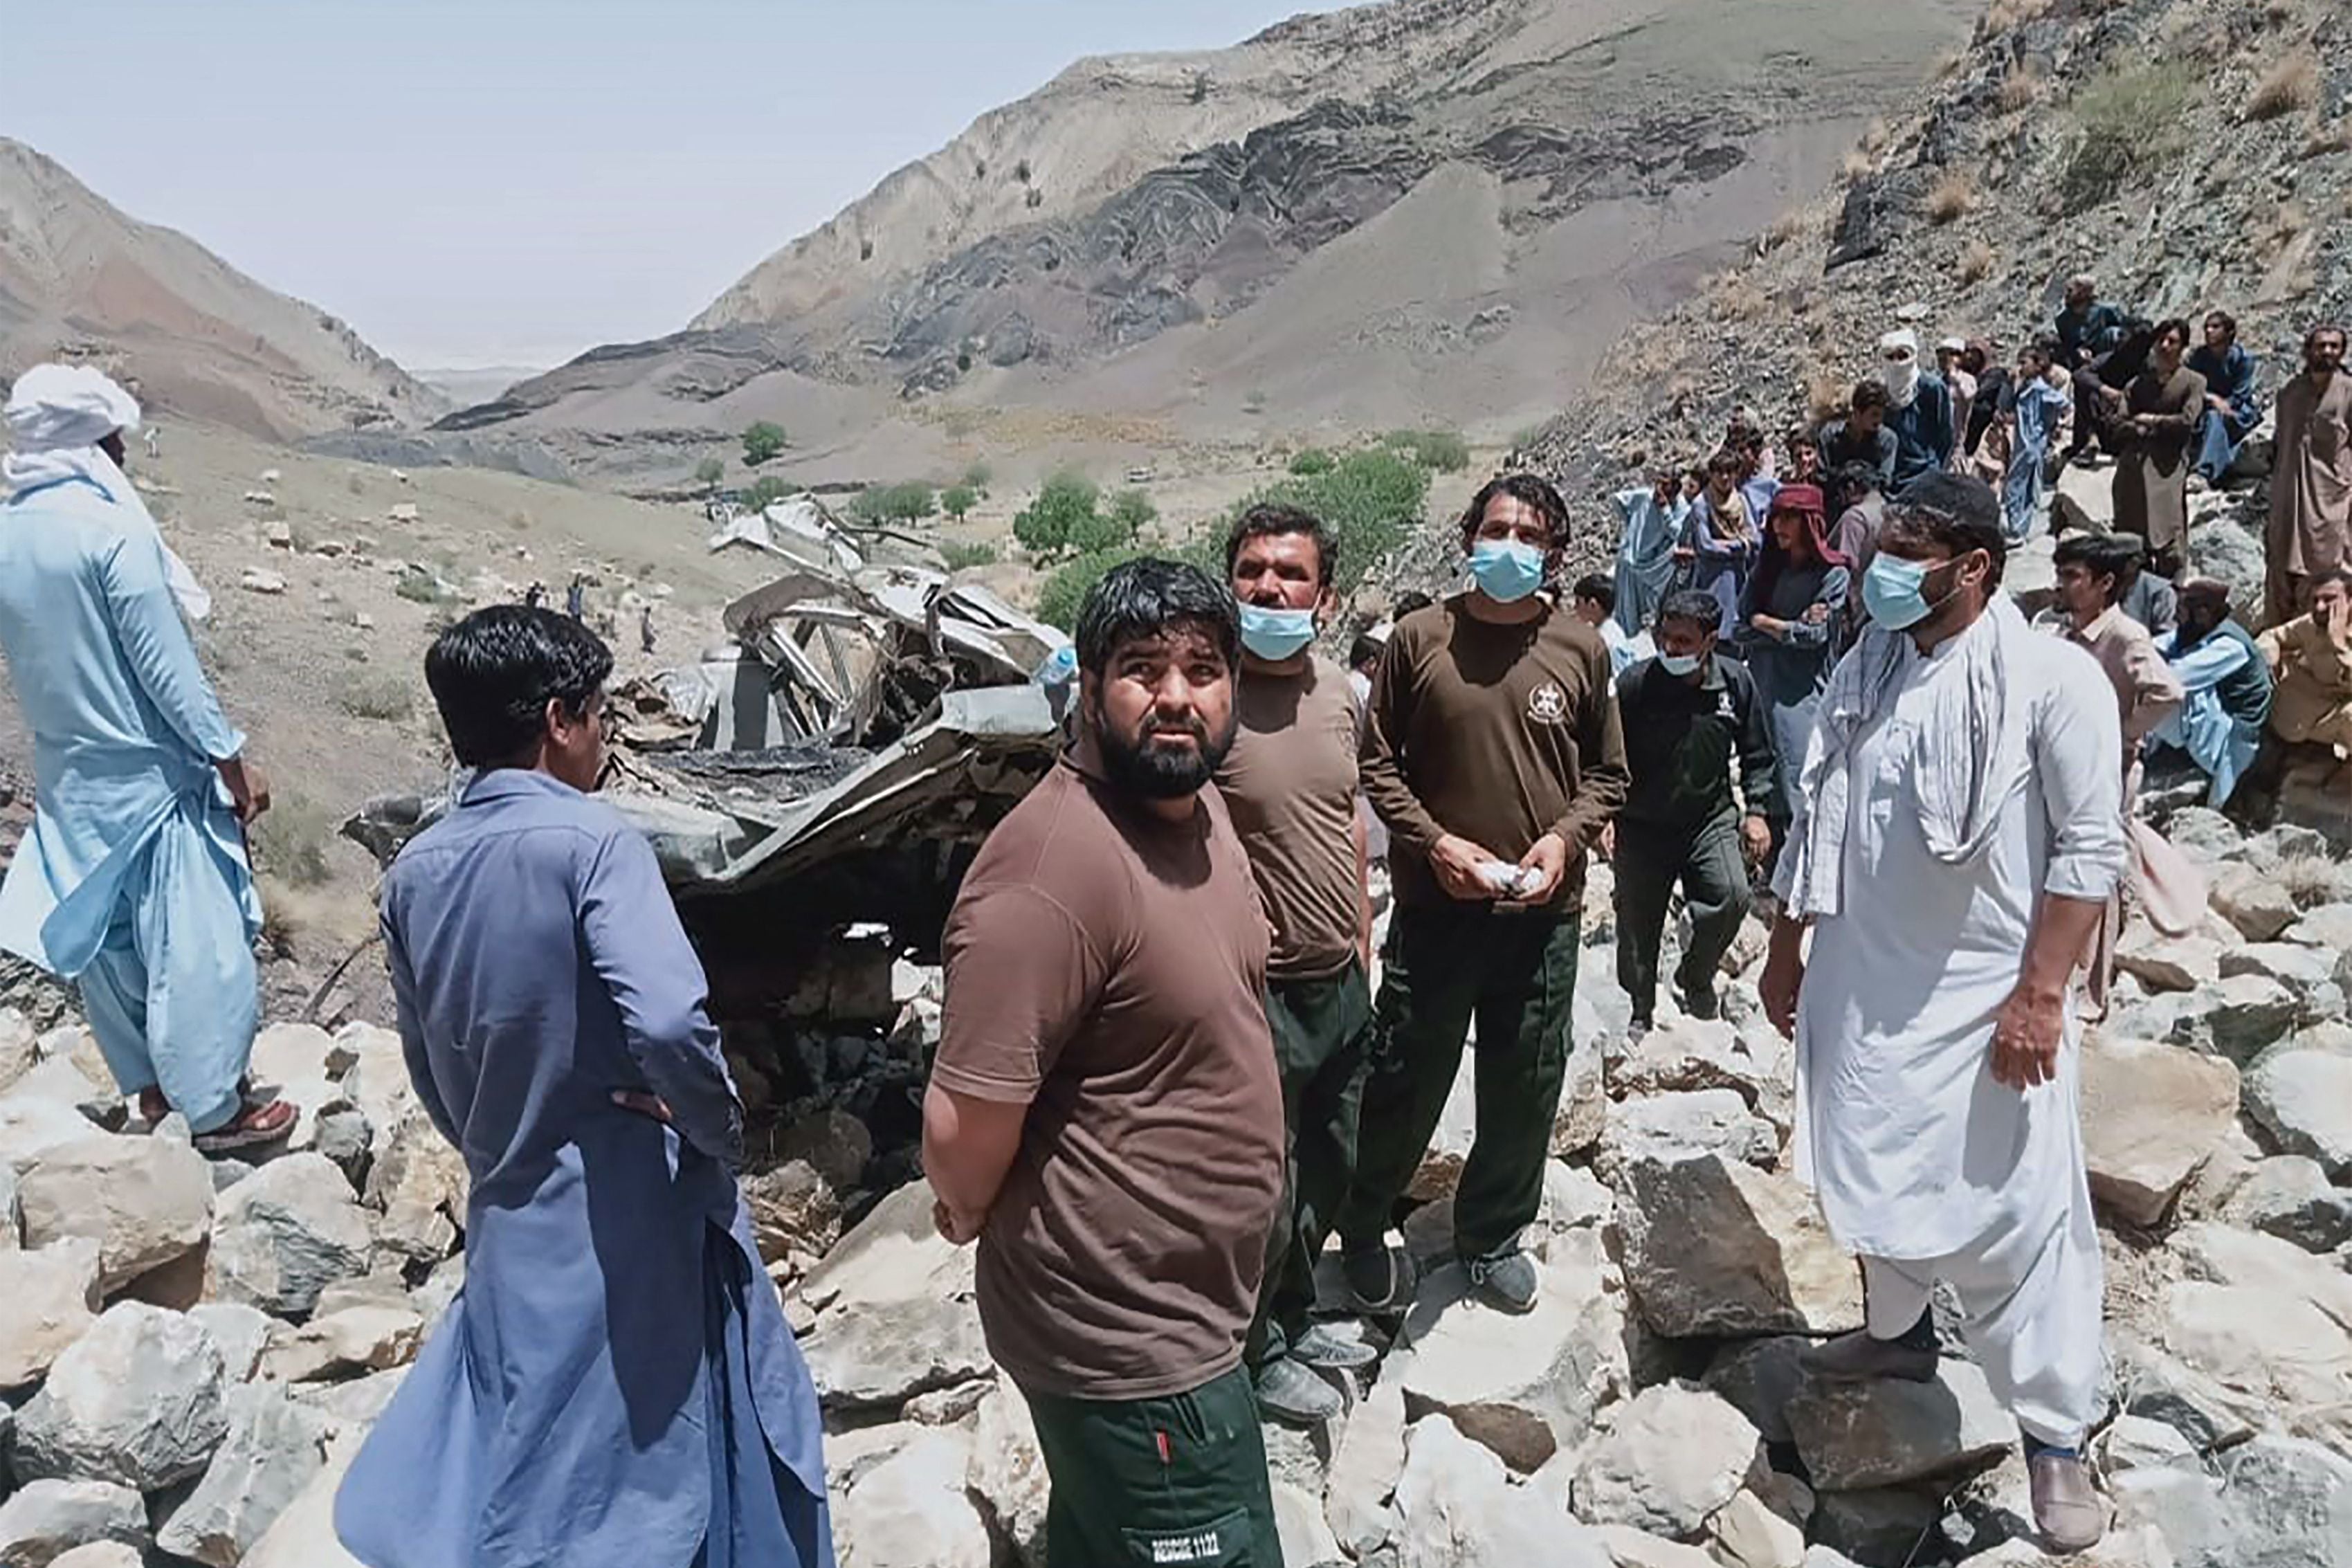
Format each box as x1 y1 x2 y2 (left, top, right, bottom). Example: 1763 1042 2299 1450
3 781 2349 1567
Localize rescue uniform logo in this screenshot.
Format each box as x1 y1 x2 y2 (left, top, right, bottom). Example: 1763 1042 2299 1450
1717 693 1737 721
1527 681 1568 724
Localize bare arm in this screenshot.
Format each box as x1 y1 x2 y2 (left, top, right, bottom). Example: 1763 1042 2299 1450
920 1086 1026 1240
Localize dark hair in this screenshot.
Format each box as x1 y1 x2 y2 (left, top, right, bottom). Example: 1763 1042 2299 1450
2053 533 2137 603
1348 631 1385 668
1706 447 1743 477
1880 472 2007 588
1785 426 1819 452
2153 316 2194 347
1457 473 1570 551
1571 574 1616 612
424 605 614 769
2018 341 2054 371
1850 380 1890 414
1074 558 1240 677
1834 459 1882 496
1224 502 1338 588
2309 322 2349 352
2311 566 2352 593
2203 309 2236 339
1657 589 1722 634
1394 590 1436 617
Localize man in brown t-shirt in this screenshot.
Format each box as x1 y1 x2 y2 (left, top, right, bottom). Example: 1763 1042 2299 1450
1338 472 1629 1315
924 558 1288 1567
1213 503 1377 1425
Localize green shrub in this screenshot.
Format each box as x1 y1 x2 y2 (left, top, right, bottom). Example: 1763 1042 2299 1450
963 460 992 491
1035 547 1148 630
1230 448 1430 592
1012 472 1102 559
940 483 979 521
1384 428 1470 473
940 540 999 571
740 475 792 513
338 674 414 721
741 421 787 467
2060 68 2194 214
694 457 726 490
848 481 938 525
1287 448 1335 475
250 792 334 888
394 572 452 606
1107 488 1157 537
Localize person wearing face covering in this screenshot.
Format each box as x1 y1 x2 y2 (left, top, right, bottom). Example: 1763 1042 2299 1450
1212 504 1378 1425
0 364 289 1153
1735 484 1852 843
1760 473 2125 1556
1877 329 1958 495
1338 474 1628 1317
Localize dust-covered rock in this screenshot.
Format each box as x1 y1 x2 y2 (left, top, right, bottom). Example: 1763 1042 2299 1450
2079 1032 2239 1227
1785 1359 2016 1492
1617 1153 1862 1338
964 1385 1046 1567
2244 1050 2352 1181
14 1133 212 1294
1570 1383 1761 1538
832 1426 991 1568
1600 1088 1779 1176
208 1152 374 1318
1389 1414 1610 1568
8 1301 228 1491
152 1383 329 1567
0 1479 149 1568
0 1239 102 1390
796 1180 990 1412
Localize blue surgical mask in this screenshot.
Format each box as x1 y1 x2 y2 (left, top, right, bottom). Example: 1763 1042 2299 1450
1863 553 1942 630
1238 603 1317 662
1468 538 1547 603
1659 651 1703 677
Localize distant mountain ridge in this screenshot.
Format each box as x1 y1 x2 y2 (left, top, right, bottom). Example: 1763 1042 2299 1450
0 138 442 442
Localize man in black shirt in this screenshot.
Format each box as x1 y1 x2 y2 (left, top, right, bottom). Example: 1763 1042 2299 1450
1608 589 1778 1033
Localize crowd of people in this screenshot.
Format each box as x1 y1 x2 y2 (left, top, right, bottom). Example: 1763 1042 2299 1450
0 288 2342 1568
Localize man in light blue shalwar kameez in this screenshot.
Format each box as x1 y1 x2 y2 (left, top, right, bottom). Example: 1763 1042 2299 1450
334 605 832 1568
0 365 289 1150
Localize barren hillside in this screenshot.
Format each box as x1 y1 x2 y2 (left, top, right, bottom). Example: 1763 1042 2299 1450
0 138 444 442
444 0 1981 489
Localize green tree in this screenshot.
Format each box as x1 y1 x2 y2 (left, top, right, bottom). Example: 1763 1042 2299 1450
740 475 792 513
742 421 787 468
1107 488 1158 539
940 540 998 571
693 457 726 491
1385 428 1470 473
963 460 992 491
1232 448 1429 593
1012 472 1102 559
940 484 978 521
850 482 937 526
1035 547 1147 630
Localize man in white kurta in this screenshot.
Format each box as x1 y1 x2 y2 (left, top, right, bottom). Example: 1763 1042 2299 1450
0 365 288 1150
1762 473 2124 1555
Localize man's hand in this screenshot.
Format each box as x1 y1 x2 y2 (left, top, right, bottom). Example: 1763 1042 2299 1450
1801 603 1831 626
1990 978 2066 1089
1598 823 1617 863
1739 814 1772 866
1504 832 1570 909
1429 835 1503 902
933 1198 986 1246
1760 919 1807 1038
217 757 271 825
1751 614 1785 638
2206 393 2231 415
611 1090 673 1123
2322 592 2351 650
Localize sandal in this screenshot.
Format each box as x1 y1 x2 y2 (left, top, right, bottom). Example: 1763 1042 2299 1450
192 1095 298 1156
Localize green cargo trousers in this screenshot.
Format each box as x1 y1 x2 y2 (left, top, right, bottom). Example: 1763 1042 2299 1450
1612 812 1751 1023
1023 1364 1285 1567
1247 960 1373 1367
1335 900 1581 1262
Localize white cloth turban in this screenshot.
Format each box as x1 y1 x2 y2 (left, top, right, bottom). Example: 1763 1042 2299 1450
4 364 143 453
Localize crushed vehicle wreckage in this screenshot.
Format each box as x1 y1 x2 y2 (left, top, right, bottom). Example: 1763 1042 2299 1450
343 509 1074 1194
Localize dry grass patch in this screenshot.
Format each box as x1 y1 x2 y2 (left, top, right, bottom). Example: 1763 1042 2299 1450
1711 273 1771 322
1926 170 1978 224
1805 372 1850 424
2276 854 2352 909
1956 237 1997 286
2247 55 2319 122
1980 0 2054 33
2307 119 2352 156
1841 147 1875 180
2000 66 2043 112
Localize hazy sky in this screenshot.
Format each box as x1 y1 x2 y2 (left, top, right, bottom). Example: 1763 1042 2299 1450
5 1 1309 370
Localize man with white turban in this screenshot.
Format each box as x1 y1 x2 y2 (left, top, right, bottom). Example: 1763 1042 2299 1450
1878 329 1958 496
0 364 292 1151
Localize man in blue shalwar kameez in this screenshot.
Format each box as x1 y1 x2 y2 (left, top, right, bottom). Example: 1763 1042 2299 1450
334 605 832 1568
0 365 290 1151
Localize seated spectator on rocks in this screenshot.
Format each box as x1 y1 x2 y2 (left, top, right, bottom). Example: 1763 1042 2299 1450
2259 567 2352 764
2112 532 2178 639
1821 379 1899 516
2147 578 2274 805
2187 309 2262 488
1879 329 1957 494
2072 318 2158 464
2056 273 2128 459
1783 426 1823 488
1963 337 2009 460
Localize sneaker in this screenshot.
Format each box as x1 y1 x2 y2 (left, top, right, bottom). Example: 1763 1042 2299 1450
2028 1449 2106 1553
1681 985 1721 1022
1800 1329 1939 1384
1340 1242 1414 1314
1255 1356 1343 1424
1291 1320 1379 1371
1463 1245 1539 1314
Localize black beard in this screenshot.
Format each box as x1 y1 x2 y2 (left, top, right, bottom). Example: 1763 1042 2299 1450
1093 710 1235 800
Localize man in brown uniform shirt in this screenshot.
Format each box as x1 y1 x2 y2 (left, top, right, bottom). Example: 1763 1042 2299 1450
1339 473 1630 1315
1214 503 1377 1425
924 558 1288 1567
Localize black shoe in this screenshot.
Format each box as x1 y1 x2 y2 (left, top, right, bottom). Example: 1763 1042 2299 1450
1681 985 1720 1021
1255 1356 1344 1424
1340 1242 1413 1313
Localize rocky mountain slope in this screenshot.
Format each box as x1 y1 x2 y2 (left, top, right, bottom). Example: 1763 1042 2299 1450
0 139 444 442
1489 0 2351 590
445 0 1982 486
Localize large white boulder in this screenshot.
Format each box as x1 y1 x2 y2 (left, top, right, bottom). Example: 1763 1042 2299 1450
833 1426 992 1568
0 1479 149 1568
796 1181 991 1413
2079 1032 2239 1226
208 1152 375 1318
8 1302 229 1491
153 1384 330 1567
0 1239 102 1390
1389 1415 1610 1568
2245 1050 2352 1181
15 1133 212 1293
1569 1383 1762 1538
1616 1153 1862 1338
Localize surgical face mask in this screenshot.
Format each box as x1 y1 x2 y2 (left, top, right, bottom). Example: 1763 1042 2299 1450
1659 651 1704 677
1468 538 1547 603
1862 552 1958 630
1238 603 1316 662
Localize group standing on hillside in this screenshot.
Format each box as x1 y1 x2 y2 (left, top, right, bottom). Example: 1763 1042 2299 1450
0 268 2344 1568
